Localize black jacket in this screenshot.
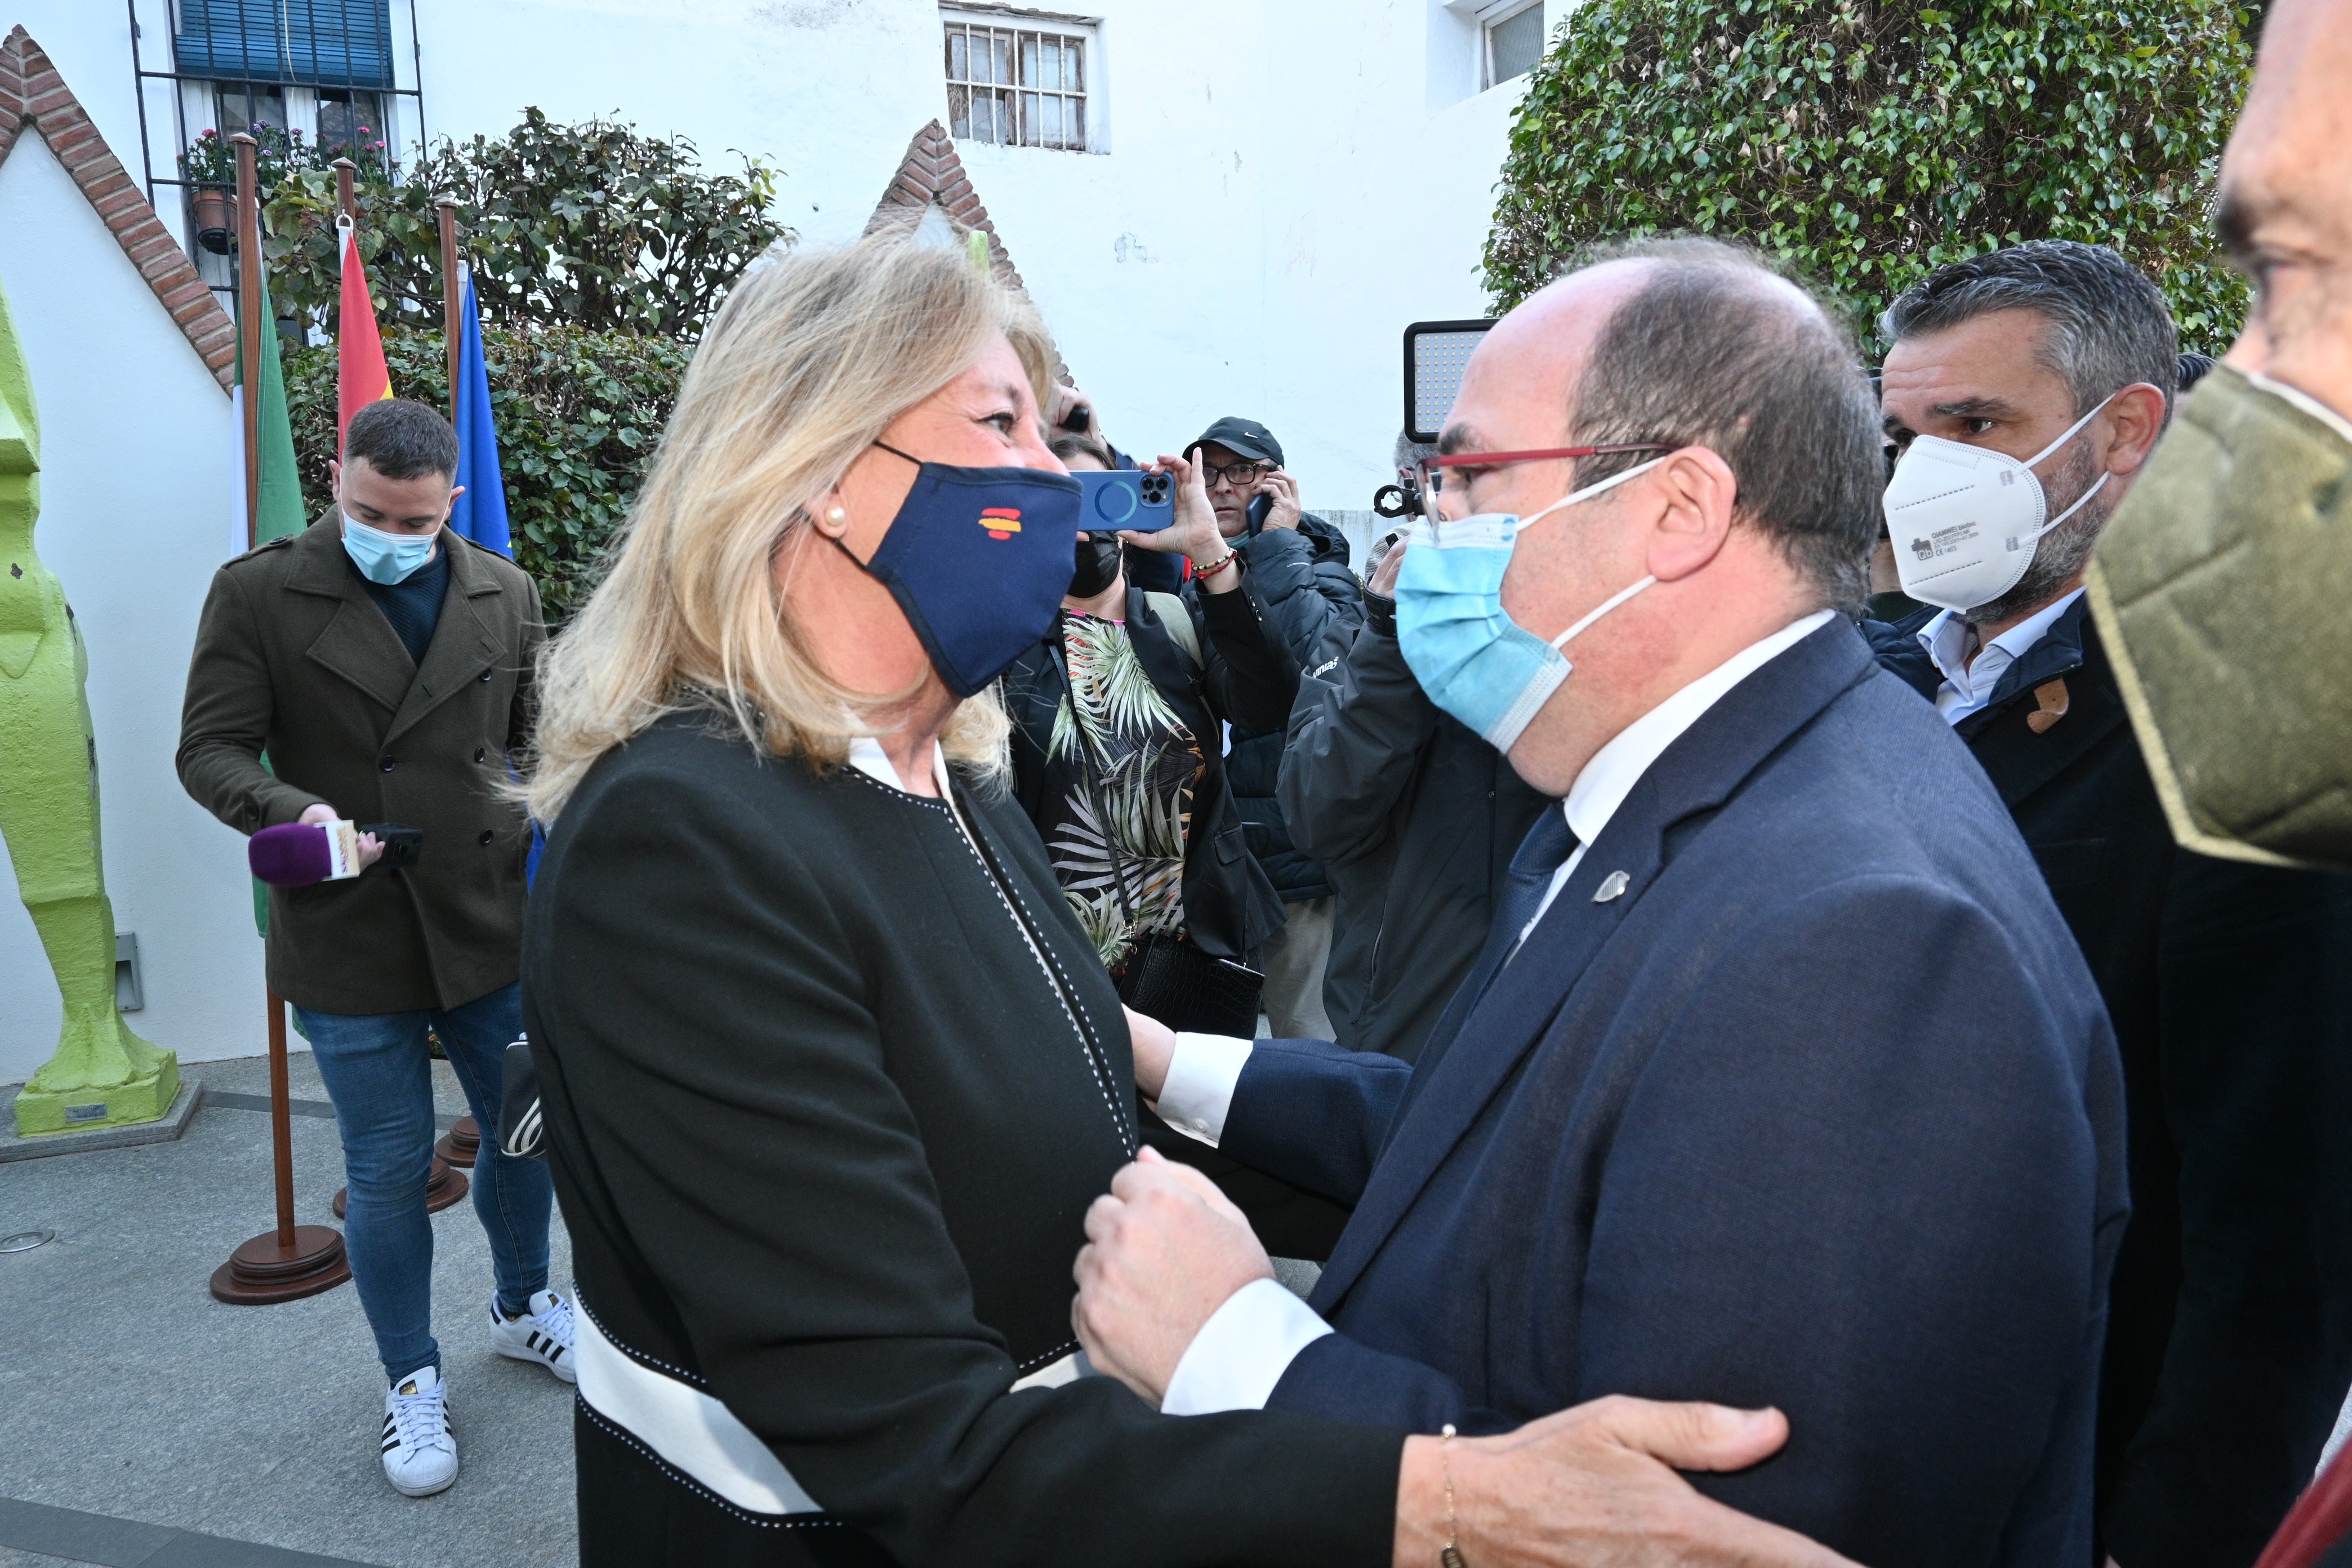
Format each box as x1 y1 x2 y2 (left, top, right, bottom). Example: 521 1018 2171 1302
1869 599 2352 1568
1211 513 1364 902
1001 583 1293 962
524 713 1400 1567
1278 596 1550 1060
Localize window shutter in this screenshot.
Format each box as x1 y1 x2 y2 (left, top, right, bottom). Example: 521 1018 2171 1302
174 0 396 90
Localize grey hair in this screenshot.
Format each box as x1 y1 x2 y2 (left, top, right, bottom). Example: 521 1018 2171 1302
1562 235 1883 615
1880 240 2179 420
1393 429 1437 471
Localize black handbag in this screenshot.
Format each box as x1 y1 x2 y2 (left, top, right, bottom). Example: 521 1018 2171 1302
1050 638 1264 1039
1116 932 1264 1037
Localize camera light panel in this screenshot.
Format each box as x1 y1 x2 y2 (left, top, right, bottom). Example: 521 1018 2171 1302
1404 319 1496 444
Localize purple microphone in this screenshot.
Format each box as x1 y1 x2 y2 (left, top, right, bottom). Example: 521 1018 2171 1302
248 821 362 887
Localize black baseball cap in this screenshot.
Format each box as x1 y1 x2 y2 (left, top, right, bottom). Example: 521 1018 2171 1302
1187 416 1284 467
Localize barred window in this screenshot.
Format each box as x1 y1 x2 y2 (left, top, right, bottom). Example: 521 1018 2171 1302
944 18 1088 151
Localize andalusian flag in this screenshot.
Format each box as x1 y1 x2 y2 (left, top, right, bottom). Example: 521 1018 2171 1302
227 257 306 940
336 219 393 447
226 250 306 555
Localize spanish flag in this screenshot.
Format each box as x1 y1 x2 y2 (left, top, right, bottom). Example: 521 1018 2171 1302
335 219 393 449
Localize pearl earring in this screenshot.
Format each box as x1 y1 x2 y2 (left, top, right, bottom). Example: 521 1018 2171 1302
826 507 847 525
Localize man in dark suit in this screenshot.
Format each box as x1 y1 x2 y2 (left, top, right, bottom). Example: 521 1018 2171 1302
1072 239 2126 1568
1869 240 2352 1568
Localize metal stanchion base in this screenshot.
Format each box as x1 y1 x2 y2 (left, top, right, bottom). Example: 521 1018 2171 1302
434 1116 480 1169
332 1156 467 1220
210 1224 350 1305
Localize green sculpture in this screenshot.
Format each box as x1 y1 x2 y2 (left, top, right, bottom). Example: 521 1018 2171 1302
0 271 178 1135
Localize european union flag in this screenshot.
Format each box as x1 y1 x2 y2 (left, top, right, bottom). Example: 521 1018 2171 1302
448 271 511 557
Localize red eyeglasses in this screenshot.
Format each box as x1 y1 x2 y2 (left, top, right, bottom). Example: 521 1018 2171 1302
1415 443 1671 510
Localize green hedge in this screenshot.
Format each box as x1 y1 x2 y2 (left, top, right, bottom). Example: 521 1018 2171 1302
1485 0 2254 353
283 324 690 624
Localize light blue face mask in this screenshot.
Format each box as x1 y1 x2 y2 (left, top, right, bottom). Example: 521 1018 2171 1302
1394 457 1666 751
342 513 440 585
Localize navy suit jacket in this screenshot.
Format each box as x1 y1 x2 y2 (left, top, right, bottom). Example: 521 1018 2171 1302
1221 618 2127 1567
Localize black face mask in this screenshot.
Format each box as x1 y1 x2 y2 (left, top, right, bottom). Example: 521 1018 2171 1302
1068 532 1123 599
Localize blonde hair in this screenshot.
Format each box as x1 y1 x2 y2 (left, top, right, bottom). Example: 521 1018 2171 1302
523 226 1060 821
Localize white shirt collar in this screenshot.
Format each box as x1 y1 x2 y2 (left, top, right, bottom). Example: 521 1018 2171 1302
1917 586 2084 706
845 735 952 796
1561 609 1837 849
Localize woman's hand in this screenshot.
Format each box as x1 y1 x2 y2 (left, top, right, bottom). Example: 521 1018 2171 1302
1393 1398 1862 1568
1122 455 1240 594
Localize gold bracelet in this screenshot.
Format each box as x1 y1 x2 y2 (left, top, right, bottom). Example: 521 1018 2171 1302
1439 1423 1465 1568
1194 549 1239 581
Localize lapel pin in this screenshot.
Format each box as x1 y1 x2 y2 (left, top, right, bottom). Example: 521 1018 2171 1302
1592 870 1631 903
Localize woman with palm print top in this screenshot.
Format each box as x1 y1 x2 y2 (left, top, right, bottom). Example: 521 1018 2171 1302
1004 436 1348 1259
1003 438 1297 1000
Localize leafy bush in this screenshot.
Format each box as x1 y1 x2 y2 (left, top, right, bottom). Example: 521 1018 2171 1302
283 324 691 623
258 108 787 339
1484 0 2254 353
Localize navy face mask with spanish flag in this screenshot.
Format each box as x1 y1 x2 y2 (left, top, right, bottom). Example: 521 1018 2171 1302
831 440 1085 699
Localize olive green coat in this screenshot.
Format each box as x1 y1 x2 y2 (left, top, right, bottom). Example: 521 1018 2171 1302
176 513 543 1014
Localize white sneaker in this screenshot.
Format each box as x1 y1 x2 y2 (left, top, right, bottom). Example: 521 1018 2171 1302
489 1288 576 1384
380 1363 458 1497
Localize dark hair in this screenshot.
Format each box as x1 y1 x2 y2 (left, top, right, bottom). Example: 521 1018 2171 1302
1565 236 1883 613
344 397 460 481
1881 241 2179 420
2177 351 2216 393
1048 432 1115 469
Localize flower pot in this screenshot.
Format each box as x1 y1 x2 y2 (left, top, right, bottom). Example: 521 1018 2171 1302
191 185 233 254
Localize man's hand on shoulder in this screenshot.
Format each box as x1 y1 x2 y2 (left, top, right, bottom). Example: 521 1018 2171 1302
299 803 384 870
1395 1397 1863 1568
1072 1147 1272 1405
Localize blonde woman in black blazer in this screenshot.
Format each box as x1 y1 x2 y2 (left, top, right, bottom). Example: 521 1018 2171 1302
516 225 1846 1568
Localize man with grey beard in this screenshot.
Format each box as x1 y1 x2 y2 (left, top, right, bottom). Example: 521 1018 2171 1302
1870 239 2352 1568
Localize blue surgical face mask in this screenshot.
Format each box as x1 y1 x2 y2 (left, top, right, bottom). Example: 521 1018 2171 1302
342 513 440 585
833 442 1084 698
1394 457 1666 751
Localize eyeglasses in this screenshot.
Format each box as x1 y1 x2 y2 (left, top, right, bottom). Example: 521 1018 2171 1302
1200 459 1275 488
1414 443 1671 514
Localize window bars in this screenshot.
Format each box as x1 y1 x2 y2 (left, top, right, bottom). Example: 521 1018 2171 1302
944 20 1087 151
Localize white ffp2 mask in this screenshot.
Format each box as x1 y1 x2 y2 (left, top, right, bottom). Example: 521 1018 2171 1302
1885 393 2115 612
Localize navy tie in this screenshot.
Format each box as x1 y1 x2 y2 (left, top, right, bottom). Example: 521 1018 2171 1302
1493 805 1580 964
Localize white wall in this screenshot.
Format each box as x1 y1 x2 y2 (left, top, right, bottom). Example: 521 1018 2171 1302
0 131 262 1085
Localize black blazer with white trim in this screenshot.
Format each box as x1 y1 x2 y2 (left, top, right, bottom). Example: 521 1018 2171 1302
523 712 1401 1566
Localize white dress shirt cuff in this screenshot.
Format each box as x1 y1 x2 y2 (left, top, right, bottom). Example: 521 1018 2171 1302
1159 1277 1334 1415
1154 1032 1254 1147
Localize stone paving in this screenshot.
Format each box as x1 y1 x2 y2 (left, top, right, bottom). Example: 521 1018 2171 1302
0 1052 577 1568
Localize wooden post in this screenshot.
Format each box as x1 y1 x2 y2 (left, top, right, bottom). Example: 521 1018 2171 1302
437 198 461 423
331 156 358 226
231 133 260 551
208 141 353 1308
265 992 296 1244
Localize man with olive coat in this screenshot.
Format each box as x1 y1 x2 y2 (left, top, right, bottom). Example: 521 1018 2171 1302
177 398 571 1502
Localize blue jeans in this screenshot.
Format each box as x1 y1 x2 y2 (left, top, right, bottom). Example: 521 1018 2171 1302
295 983 553 1384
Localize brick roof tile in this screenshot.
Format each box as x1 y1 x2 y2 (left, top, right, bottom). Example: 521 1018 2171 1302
1 26 236 390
